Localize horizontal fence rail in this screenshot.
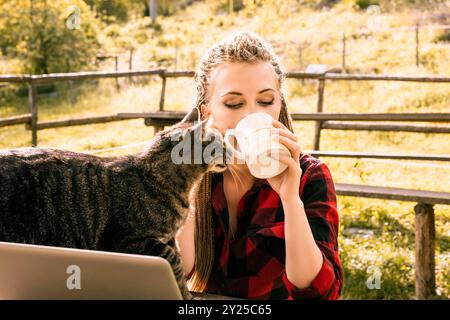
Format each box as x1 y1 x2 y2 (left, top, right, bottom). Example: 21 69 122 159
335 183 450 205
0 113 32 127
117 111 450 122
0 69 167 84
1 69 449 83
321 122 450 134
284 72 450 82
26 114 145 130
308 151 450 162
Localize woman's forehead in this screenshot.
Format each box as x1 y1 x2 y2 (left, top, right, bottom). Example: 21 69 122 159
208 61 279 97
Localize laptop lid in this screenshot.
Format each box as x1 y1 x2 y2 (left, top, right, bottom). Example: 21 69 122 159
0 241 183 300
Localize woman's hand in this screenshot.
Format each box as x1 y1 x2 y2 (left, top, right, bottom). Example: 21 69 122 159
266 119 303 202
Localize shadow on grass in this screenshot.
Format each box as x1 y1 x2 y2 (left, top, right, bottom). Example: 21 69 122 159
343 207 450 252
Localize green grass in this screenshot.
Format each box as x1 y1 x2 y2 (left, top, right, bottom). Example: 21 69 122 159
338 201 449 299
0 0 449 299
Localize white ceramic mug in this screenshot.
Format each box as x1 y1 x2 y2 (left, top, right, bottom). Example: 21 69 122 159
224 112 290 179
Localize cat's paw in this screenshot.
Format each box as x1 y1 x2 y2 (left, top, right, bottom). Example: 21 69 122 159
182 290 194 300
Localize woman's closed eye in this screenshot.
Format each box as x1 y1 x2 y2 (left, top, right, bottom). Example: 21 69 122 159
224 99 274 109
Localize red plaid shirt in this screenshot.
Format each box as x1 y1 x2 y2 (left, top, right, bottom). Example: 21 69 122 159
202 153 343 299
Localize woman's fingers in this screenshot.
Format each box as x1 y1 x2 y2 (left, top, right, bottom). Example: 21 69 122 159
271 128 298 142
271 119 302 155
268 151 297 168
271 134 302 160
272 119 290 131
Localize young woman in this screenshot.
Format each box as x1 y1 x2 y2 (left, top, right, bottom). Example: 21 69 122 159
176 31 343 300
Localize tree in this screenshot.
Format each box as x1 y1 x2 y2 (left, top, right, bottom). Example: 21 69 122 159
84 0 134 23
0 0 100 74
150 0 157 23
142 0 194 18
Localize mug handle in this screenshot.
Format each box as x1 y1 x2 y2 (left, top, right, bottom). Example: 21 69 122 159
224 129 246 162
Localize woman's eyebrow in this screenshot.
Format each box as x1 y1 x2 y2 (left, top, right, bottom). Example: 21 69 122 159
221 88 275 97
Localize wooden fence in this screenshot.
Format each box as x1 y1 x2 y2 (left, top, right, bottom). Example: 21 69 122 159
0 68 449 299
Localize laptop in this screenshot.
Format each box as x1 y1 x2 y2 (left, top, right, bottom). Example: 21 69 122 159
0 241 183 300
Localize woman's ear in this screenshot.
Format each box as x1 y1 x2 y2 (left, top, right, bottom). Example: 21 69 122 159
200 104 211 120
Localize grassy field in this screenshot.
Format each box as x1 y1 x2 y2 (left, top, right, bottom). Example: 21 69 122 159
0 0 449 299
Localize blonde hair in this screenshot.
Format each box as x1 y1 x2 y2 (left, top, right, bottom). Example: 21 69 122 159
185 31 294 292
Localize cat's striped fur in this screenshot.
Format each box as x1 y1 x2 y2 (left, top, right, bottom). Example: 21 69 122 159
0 119 227 300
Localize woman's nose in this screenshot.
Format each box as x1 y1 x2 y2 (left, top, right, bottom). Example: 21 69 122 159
248 101 265 114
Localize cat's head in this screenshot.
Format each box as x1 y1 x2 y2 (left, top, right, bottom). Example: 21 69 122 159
153 118 230 175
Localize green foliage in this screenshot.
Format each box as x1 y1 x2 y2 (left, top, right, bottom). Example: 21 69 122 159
434 31 450 43
133 31 149 45
420 47 450 73
340 241 416 300
104 24 122 38
85 0 134 23
150 22 163 33
338 202 449 300
143 0 194 17
158 0 183 16
215 0 245 13
354 0 380 10
0 0 100 74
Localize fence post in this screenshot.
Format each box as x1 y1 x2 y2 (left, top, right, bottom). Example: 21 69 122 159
229 0 233 14
299 44 305 85
414 202 436 299
129 48 133 70
313 76 326 153
27 82 38 147
128 49 134 85
415 24 420 67
150 0 157 24
155 71 167 133
114 56 120 91
342 32 346 72
174 44 178 71
69 80 77 106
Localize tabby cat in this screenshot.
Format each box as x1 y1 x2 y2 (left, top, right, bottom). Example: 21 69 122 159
0 118 228 300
